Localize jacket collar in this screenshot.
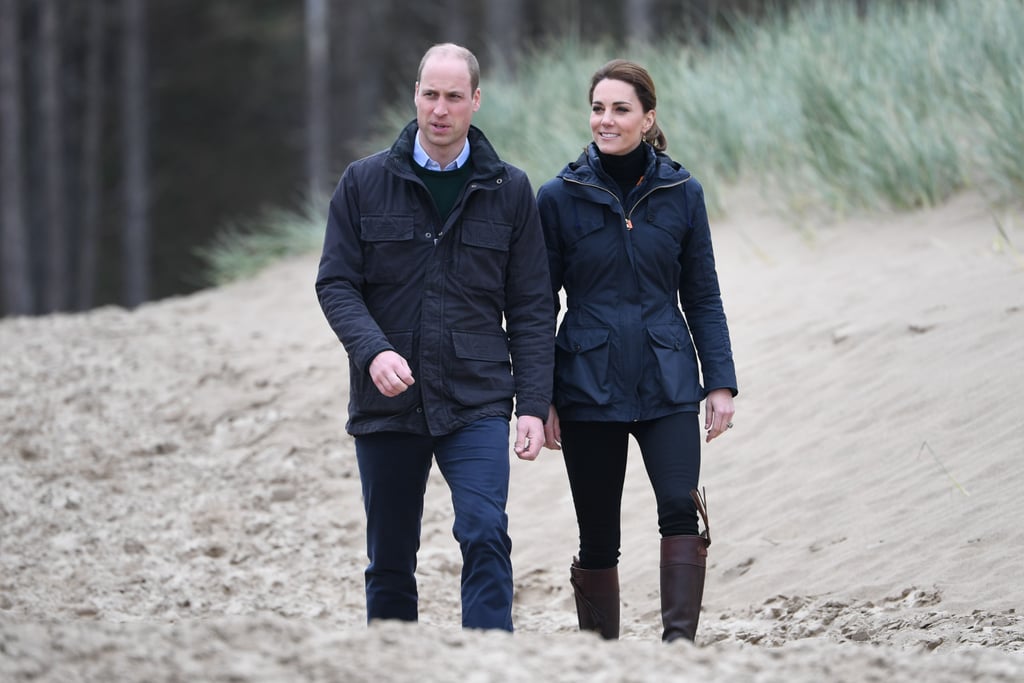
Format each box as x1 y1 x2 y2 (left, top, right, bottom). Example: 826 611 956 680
560 142 691 189
386 120 505 179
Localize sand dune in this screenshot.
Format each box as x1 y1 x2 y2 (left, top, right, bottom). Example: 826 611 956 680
2 192 1022 681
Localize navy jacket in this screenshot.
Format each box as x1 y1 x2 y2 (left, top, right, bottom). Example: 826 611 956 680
537 143 737 422
317 121 554 436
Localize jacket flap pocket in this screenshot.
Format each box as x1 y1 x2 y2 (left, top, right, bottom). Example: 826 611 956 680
452 330 510 362
556 327 610 353
647 324 685 350
461 218 512 251
362 214 414 242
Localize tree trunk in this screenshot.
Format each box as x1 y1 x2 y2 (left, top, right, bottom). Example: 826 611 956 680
443 0 469 48
339 0 384 160
77 0 105 311
624 0 653 44
305 0 329 199
39 0 67 312
484 0 522 73
120 0 149 307
0 0 35 315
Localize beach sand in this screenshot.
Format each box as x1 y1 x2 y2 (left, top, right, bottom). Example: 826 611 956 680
2 192 1023 681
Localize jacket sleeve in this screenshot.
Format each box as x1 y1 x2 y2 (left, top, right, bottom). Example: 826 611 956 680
678 180 738 397
504 170 555 419
315 165 395 375
536 181 565 322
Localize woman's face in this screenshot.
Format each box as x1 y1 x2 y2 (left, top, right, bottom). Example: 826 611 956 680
590 78 655 156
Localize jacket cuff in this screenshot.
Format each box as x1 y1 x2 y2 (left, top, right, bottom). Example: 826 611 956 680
514 395 551 421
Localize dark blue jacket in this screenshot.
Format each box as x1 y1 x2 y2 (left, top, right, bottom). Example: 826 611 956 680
317 121 554 436
536 143 737 422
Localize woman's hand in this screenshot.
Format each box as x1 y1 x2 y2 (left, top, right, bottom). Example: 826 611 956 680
544 404 562 450
704 388 735 442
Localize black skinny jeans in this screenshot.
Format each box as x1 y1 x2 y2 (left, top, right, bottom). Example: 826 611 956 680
560 412 701 570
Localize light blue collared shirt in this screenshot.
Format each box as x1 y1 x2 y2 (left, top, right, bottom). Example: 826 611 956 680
413 131 471 171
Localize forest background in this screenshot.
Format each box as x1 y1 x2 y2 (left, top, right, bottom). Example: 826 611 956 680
1 0 1022 318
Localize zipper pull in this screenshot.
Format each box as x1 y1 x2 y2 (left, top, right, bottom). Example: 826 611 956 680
625 218 633 230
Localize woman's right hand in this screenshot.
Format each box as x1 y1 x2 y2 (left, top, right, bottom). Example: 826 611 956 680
544 404 562 450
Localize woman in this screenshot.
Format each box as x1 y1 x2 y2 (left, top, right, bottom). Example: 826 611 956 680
537 59 737 643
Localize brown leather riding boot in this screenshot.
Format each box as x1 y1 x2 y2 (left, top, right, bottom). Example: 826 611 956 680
660 535 708 642
569 558 620 640
660 489 711 643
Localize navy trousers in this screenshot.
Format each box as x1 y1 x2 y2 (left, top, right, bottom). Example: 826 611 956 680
560 411 702 570
354 417 514 631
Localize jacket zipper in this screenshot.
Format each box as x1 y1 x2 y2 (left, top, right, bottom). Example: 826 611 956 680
625 177 689 229
565 176 690 231
564 179 626 229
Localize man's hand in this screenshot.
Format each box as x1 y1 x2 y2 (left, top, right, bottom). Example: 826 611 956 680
369 350 415 397
513 415 545 461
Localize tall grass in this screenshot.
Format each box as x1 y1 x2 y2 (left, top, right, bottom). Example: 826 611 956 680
465 0 1023 216
203 0 1023 284
196 194 327 286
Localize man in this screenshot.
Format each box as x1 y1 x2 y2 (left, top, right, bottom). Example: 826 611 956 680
315 43 553 631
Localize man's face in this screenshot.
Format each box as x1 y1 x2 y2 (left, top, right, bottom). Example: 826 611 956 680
414 54 481 164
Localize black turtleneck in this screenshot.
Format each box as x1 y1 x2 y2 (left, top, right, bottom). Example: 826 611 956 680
597 143 648 199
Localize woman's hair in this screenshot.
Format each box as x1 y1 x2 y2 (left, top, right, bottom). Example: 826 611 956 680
588 59 667 151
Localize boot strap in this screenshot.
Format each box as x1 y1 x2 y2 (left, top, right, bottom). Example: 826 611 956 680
690 488 711 547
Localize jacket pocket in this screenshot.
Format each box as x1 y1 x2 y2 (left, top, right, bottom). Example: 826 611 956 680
456 218 512 290
645 194 688 243
362 214 415 284
566 202 607 247
554 326 613 407
449 330 514 407
351 330 419 415
646 324 702 403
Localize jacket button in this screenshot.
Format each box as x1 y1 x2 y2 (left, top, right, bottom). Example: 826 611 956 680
573 343 581 351
416 407 423 413
496 178 503 184
425 232 432 239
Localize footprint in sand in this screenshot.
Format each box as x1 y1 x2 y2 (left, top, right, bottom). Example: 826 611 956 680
723 557 755 579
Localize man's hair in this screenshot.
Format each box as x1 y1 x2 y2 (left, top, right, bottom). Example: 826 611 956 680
417 43 480 92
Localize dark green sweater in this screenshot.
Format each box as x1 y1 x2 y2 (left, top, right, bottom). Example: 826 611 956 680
413 160 473 219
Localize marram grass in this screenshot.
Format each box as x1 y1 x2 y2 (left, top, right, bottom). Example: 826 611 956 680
203 0 1023 285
